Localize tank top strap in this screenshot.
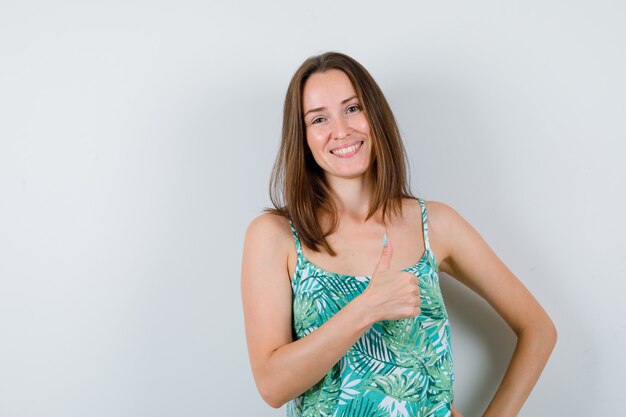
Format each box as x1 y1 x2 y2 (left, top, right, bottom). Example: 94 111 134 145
417 198 432 253
288 219 304 270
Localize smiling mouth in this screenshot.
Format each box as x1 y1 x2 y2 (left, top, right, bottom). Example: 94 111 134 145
330 141 364 157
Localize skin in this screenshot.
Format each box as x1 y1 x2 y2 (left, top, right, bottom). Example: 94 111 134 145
241 69 557 416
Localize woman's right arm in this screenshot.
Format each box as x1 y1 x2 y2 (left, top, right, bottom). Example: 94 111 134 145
240 213 420 408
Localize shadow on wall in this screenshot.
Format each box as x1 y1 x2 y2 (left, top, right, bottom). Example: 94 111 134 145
439 273 517 416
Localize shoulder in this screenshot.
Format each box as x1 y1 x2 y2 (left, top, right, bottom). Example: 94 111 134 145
244 211 293 251
421 199 492 275
242 212 295 285
401 196 456 226
420 199 458 230
416 199 467 272
246 211 292 236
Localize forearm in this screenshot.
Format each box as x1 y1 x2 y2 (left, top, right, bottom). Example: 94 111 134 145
482 322 557 417
259 295 375 407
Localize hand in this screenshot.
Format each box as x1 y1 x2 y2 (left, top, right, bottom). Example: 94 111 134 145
360 235 421 322
451 404 464 417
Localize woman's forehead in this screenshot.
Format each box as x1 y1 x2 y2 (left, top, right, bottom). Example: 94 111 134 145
302 70 357 111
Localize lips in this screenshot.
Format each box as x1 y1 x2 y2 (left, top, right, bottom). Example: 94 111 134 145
330 141 364 157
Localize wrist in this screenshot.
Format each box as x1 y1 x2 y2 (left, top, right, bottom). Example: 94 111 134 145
351 292 378 328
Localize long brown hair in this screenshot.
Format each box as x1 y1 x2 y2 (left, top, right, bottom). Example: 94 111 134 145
265 51 416 256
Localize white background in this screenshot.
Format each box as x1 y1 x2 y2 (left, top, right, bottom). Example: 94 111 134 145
1 1 625 416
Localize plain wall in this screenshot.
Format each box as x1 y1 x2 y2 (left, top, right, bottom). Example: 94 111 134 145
1 1 625 416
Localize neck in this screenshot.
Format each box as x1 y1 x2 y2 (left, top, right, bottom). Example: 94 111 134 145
325 170 379 224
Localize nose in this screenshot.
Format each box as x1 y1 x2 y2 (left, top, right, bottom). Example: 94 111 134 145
332 116 352 140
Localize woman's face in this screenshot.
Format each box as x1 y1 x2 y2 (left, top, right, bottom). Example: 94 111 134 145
302 69 372 181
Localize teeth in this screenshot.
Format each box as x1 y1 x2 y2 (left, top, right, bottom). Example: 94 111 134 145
332 142 361 155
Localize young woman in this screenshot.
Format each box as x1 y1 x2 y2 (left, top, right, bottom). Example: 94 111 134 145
240 51 556 417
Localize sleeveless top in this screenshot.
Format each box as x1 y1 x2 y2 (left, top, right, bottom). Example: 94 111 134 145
286 198 454 417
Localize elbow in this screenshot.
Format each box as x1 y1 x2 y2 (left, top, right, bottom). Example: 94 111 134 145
261 392 286 409
541 319 558 362
539 311 558 347
257 378 289 409
546 317 558 348
521 313 558 352
251 352 293 409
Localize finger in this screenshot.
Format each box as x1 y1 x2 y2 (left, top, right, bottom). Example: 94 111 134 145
375 233 393 272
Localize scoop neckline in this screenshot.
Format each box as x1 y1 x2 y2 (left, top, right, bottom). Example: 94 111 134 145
292 247 431 283
289 197 437 283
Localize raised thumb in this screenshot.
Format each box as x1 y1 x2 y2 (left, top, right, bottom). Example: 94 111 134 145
375 233 393 273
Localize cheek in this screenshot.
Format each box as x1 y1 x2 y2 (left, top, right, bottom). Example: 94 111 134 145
306 131 326 153
305 135 330 168
356 115 371 134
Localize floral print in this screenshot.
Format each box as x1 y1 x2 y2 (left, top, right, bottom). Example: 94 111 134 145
286 198 454 417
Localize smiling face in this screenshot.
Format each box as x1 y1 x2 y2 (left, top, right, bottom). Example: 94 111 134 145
302 69 373 181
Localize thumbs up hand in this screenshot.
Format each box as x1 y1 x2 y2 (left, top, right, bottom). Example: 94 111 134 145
360 234 421 322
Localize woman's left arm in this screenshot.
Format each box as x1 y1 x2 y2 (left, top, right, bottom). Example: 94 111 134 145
429 200 558 417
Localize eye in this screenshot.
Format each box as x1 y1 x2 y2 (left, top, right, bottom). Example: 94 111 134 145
311 116 325 125
346 104 361 113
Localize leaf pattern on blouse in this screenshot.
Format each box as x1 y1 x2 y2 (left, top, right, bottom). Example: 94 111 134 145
287 198 454 417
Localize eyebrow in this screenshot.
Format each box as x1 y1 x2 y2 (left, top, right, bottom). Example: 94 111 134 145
303 95 359 118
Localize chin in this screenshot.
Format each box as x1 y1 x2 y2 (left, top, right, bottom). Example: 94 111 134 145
330 166 371 179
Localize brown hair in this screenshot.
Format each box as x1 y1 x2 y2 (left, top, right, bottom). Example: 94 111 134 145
264 51 416 256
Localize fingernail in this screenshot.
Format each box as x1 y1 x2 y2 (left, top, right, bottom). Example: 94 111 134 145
382 233 388 247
